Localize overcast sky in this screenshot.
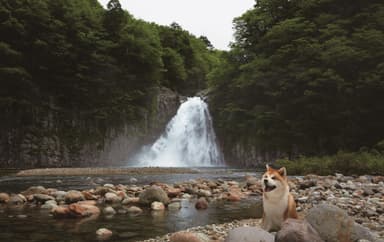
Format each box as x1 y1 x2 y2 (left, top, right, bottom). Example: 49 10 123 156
98 0 255 50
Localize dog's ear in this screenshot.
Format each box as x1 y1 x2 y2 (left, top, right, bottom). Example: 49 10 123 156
266 164 270 170
278 167 287 177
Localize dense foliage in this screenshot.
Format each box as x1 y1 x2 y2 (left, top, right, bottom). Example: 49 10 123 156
209 0 384 160
0 0 218 166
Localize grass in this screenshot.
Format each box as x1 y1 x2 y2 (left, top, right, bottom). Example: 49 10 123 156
276 151 384 176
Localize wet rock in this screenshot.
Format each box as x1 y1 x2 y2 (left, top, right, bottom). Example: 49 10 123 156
299 179 317 189
96 228 113 240
103 206 116 215
168 201 181 210
52 191 67 202
51 206 70 218
139 186 170 205
105 192 121 203
151 201 165 211
9 194 26 204
41 200 58 209
82 191 98 200
94 186 111 196
33 194 55 203
65 190 85 204
170 231 210 242
195 197 208 210
275 218 324 242
126 206 142 214
21 186 47 196
227 192 241 202
225 227 274 242
197 189 212 197
122 197 140 205
167 188 182 198
0 193 10 203
68 203 100 218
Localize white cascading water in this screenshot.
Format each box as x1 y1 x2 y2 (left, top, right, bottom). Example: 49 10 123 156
131 97 224 167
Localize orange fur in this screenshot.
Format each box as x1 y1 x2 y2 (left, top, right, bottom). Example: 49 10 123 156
261 165 297 232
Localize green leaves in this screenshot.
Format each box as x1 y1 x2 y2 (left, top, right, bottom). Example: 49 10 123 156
209 0 384 159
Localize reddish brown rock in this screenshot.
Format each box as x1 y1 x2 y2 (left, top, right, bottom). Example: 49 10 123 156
195 197 208 210
0 193 10 203
170 231 210 242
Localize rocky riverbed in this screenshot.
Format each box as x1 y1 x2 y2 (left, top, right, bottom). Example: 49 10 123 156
0 172 383 241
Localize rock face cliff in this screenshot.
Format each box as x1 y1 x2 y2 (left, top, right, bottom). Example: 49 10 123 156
0 87 180 168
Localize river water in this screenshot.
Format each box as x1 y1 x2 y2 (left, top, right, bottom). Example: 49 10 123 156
0 168 263 242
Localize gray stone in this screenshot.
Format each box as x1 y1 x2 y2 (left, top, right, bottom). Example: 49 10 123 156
225 227 274 242
275 218 324 242
103 206 116 215
139 186 170 205
306 204 379 242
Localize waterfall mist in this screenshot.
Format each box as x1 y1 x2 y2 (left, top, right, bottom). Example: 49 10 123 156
130 97 224 167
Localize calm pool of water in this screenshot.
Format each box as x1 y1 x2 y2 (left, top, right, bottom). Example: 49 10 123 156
0 168 263 242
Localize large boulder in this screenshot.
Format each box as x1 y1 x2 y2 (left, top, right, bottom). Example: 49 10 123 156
225 227 274 242
139 186 169 205
275 218 324 242
306 204 378 242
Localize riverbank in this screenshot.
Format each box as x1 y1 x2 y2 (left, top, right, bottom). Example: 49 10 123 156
139 173 384 241
0 171 383 241
15 167 199 176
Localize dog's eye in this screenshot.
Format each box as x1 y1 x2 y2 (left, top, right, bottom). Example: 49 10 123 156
271 176 276 180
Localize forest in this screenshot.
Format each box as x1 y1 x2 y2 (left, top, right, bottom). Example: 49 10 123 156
208 0 384 172
1 0 383 172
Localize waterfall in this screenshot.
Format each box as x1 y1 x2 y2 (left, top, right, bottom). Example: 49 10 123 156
130 97 224 167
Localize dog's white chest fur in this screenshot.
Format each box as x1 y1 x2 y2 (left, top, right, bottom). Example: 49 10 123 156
262 189 289 231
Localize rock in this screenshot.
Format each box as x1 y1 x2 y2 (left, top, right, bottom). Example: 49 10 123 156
52 191 67 202
195 197 208 210
372 176 384 184
126 206 143 214
82 191 98 200
306 204 378 242
65 190 85 204
225 227 274 242
197 189 212 197
139 186 170 205
105 192 121 203
103 206 116 215
129 177 138 183
275 218 324 242
151 201 165 211
21 186 47 196
33 194 55 203
167 188 182 198
299 179 317 189
122 197 140 205
168 202 181 210
51 206 70 218
94 186 111 196
352 223 379 242
170 231 210 242
0 193 10 203
96 228 113 240
9 194 26 204
227 192 241 202
41 200 58 209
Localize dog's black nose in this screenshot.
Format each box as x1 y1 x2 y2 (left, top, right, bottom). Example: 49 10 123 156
264 179 268 184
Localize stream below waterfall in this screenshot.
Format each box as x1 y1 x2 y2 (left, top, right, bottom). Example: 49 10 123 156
0 168 262 242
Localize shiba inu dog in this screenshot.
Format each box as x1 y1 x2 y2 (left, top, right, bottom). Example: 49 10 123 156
261 164 298 232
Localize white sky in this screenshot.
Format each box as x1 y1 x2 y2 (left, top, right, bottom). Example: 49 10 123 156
98 0 255 50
